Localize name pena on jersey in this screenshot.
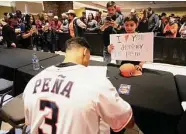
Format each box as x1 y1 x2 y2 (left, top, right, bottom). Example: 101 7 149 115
33 75 73 98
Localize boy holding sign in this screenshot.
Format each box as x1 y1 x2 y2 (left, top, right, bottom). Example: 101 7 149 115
108 15 150 77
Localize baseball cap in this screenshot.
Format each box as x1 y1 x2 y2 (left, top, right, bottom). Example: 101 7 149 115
54 16 58 19
119 63 142 77
67 10 75 14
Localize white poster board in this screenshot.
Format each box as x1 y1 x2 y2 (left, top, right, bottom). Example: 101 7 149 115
110 32 154 62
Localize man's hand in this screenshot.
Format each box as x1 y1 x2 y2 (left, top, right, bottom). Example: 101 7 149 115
103 21 110 29
100 21 110 31
109 21 119 29
107 44 114 54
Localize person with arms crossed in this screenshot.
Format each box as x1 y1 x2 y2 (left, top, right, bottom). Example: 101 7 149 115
23 37 134 134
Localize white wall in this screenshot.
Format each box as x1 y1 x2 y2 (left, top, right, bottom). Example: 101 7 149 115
0 1 12 7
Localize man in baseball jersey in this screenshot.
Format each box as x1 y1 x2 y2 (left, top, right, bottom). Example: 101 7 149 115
23 37 134 134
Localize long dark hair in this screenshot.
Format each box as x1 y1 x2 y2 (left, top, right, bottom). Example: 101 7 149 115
24 14 31 32
30 14 36 25
88 13 94 22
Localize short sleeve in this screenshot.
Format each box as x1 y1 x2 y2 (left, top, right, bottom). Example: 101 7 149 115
95 78 133 132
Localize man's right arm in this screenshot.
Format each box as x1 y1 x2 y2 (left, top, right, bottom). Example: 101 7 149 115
95 78 134 132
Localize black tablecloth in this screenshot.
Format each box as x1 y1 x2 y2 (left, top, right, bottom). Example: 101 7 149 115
0 48 58 80
174 75 186 134
15 55 106 96
175 75 186 102
107 64 183 134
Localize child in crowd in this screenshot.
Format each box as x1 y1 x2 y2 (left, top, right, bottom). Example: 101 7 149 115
107 15 144 76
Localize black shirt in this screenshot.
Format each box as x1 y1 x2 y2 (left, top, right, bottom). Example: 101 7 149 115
2 24 17 47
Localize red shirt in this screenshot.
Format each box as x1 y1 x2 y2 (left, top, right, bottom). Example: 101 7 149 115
50 20 62 31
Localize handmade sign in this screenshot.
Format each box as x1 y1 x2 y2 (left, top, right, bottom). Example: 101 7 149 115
110 32 154 62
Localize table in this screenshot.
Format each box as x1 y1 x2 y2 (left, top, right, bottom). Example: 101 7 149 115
0 48 58 80
12 56 185 133
107 64 183 134
14 55 106 96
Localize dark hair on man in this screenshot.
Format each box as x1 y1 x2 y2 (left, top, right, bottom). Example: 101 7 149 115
124 15 139 24
65 37 91 51
106 1 116 8
161 12 166 17
147 7 152 11
3 12 8 16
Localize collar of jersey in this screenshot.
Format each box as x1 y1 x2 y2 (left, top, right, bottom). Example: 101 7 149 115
47 62 85 72
55 62 77 68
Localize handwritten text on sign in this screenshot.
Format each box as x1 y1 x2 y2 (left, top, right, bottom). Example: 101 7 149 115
110 32 153 62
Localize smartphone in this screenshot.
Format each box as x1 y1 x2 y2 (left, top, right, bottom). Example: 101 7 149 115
106 16 112 21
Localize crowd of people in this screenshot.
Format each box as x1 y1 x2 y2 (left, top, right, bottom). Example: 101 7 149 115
0 2 186 53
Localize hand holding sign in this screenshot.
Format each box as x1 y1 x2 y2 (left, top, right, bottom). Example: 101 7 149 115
110 32 154 62
107 44 114 53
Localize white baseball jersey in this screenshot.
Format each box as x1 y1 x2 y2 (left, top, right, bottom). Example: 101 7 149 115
23 63 132 134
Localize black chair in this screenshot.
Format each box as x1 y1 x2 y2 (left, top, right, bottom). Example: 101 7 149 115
0 78 14 107
0 93 28 134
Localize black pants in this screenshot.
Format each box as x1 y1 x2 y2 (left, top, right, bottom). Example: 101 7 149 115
43 42 55 53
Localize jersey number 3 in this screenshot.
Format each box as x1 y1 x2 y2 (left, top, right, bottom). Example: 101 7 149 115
38 100 59 134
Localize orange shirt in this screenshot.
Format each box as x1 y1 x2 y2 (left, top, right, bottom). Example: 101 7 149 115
164 23 178 38
69 20 75 37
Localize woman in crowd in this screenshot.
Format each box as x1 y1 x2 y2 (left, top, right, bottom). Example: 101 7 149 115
107 15 144 69
30 14 44 51
35 14 42 33
95 11 102 26
163 17 178 38
86 13 98 33
138 9 148 33
20 14 36 49
42 13 49 25
30 15 36 25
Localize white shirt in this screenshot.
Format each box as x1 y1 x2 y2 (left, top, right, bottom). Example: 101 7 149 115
23 64 132 134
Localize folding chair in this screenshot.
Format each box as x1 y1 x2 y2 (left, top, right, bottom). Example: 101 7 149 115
0 78 14 107
0 94 28 134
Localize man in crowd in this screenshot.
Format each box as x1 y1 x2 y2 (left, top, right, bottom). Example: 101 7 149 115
147 7 160 35
0 19 16 48
100 1 124 64
23 37 134 134
67 10 87 38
